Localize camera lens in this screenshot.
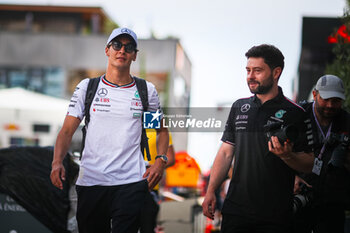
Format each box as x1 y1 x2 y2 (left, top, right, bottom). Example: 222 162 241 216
284 125 299 142
274 125 299 144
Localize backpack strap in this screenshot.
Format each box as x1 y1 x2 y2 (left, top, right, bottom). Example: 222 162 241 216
80 77 100 159
134 77 149 111
134 77 151 161
80 76 151 161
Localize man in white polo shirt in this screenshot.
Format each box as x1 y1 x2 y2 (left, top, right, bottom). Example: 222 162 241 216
50 27 169 233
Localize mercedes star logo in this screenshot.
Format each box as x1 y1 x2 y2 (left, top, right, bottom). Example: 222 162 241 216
240 104 250 113
121 28 131 34
97 88 108 97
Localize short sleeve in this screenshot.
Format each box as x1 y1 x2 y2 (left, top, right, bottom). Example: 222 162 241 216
66 78 90 120
146 81 162 115
221 102 237 145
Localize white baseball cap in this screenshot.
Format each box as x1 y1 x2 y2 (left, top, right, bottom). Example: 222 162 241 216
106 27 138 47
315 74 345 100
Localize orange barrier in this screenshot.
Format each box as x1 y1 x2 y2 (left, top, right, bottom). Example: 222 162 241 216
165 151 201 188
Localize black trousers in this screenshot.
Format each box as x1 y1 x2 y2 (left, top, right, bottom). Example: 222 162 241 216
75 180 148 233
139 191 160 233
221 213 292 233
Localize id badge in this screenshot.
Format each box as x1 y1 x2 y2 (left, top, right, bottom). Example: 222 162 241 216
312 158 323 176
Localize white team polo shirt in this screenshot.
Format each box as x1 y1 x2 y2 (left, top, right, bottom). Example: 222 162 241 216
67 75 161 186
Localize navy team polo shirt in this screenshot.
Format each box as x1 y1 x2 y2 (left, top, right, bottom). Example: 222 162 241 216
221 87 312 224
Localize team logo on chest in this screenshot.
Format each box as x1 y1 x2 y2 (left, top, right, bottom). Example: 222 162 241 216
131 90 142 111
95 88 110 103
97 88 108 97
269 109 286 123
134 91 140 98
240 104 250 113
275 109 286 118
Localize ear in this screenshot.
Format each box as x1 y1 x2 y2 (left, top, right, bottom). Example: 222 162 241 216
312 90 317 101
105 46 110 57
132 51 137 61
272 67 282 80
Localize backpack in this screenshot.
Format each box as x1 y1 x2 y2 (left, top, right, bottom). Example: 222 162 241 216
80 76 151 161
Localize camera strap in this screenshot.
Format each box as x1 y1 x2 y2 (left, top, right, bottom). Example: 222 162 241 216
312 102 333 175
312 102 333 160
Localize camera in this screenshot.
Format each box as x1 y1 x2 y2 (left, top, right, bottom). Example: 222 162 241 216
293 183 313 213
327 133 349 168
263 122 299 145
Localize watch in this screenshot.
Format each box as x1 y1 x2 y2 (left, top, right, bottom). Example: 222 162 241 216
155 155 168 164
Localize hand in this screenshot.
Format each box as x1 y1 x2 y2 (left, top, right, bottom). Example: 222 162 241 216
268 136 293 159
143 159 165 190
294 176 312 194
202 191 216 220
294 175 302 194
294 175 312 194
50 162 65 190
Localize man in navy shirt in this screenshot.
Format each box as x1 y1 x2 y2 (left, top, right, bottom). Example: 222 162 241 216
202 44 314 233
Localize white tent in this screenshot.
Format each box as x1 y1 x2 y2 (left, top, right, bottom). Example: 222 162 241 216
0 87 69 111
0 88 70 148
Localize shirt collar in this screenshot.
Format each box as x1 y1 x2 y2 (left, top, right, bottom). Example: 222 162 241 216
253 86 284 105
102 75 136 88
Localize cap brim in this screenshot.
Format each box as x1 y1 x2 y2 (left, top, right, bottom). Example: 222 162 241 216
319 91 345 100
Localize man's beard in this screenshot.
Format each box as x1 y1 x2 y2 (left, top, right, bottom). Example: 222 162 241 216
248 74 274 94
315 99 341 119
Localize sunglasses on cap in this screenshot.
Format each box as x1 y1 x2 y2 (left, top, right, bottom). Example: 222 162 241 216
110 41 137 53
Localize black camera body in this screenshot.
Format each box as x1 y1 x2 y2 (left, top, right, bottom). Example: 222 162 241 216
264 121 299 145
293 183 313 213
327 133 349 168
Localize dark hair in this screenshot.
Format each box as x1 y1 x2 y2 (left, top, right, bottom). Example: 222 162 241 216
245 44 284 72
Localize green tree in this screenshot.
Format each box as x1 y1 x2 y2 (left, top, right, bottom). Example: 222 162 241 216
325 0 350 111
103 18 119 35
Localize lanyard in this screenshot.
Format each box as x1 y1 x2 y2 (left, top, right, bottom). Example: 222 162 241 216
312 102 332 159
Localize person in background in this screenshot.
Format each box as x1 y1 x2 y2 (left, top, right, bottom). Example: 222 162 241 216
293 74 350 233
202 44 314 233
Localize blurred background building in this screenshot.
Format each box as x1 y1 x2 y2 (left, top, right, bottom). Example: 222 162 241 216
1 4 348 233
0 4 196 233
0 4 192 151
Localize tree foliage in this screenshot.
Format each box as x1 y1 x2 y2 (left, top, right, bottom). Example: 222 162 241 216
103 18 119 35
325 0 350 111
